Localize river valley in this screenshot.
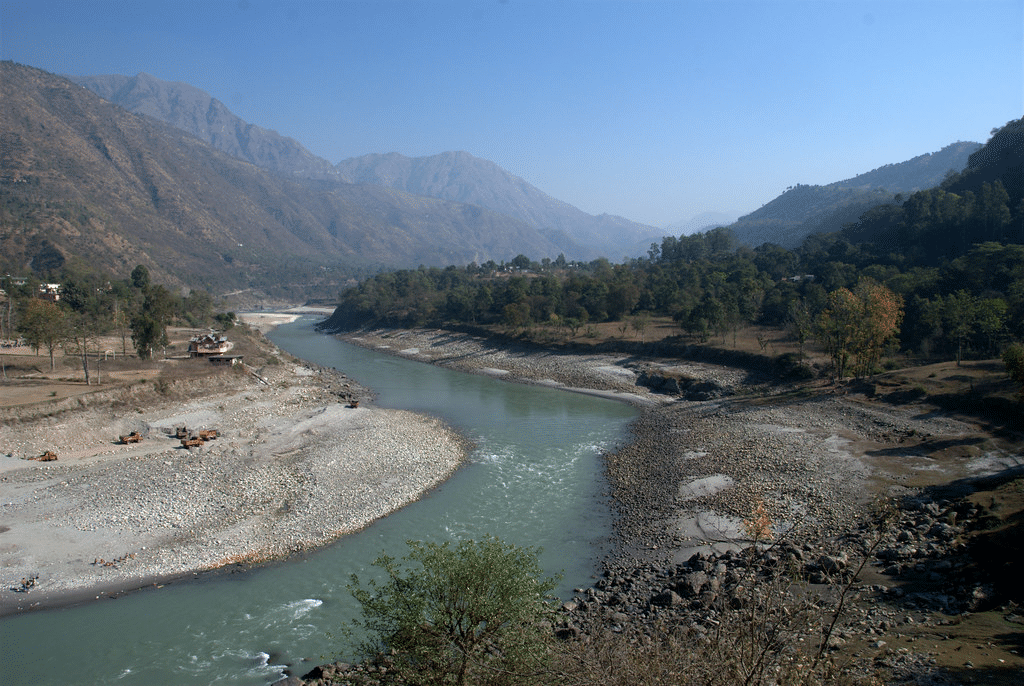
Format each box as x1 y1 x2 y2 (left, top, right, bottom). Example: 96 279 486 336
5 316 1024 686
0 317 637 685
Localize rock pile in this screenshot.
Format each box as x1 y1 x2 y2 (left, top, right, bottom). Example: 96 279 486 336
635 365 733 399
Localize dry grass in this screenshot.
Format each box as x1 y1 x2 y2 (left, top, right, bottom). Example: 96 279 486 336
0 324 273 410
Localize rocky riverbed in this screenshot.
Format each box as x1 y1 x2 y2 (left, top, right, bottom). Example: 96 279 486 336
0 356 469 615
3 320 1021 683
290 326 1024 685
336 328 1020 565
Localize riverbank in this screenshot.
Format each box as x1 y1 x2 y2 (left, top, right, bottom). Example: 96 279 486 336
305 326 1024 684
338 327 748 406
0 333 470 616
336 328 1022 563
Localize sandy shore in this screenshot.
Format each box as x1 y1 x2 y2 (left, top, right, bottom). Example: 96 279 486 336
238 307 335 335
0 349 468 615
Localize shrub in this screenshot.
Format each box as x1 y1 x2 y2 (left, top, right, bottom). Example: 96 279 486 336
1004 342 1024 399
774 352 815 380
349 535 560 686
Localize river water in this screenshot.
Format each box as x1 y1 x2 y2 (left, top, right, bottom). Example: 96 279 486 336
1 318 637 685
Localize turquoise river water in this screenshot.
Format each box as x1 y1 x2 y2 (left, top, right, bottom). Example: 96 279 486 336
1 318 637 685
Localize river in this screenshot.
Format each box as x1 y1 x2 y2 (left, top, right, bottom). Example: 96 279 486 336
0 318 637 685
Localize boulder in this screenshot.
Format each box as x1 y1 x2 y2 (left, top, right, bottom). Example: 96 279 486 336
651 589 684 607
674 571 709 597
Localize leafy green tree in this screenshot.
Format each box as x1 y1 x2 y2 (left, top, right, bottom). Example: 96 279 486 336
182 289 214 327
1003 342 1024 401
977 298 1009 355
349 536 560 686
474 285 494 323
606 279 640 320
130 285 175 359
130 312 165 360
817 279 903 378
130 264 151 291
503 301 531 331
978 180 1012 238
630 311 651 342
214 311 236 331
510 254 532 270
817 287 860 379
18 298 64 369
941 291 977 366
563 317 585 337
0 276 32 342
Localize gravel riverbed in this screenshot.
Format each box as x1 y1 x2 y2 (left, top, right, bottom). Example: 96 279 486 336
289 327 1024 686
5 320 1020 682
0 358 469 615
338 328 1017 569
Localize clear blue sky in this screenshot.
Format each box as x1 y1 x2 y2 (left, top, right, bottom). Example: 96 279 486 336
3 0 1022 228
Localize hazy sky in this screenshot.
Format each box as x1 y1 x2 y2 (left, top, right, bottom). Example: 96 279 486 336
3 0 1022 228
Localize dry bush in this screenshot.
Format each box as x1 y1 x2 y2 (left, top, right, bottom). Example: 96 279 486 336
548 503 892 686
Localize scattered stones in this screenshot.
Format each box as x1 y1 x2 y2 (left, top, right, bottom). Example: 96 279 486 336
319 327 1024 686
11 574 37 593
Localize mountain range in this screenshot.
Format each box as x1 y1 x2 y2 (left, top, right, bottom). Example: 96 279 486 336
0 62 574 297
76 71 981 258
68 72 664 261
664 211 741 237
69 72 342 182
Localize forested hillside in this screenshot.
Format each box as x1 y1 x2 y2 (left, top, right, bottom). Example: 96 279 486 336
323 119 1024 376
729 142 981 249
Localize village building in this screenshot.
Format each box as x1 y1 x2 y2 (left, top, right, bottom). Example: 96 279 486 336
37 283 61 301
187 331 232 357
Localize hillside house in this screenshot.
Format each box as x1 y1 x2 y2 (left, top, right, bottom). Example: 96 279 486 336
188 332 232 357
38 283 61 301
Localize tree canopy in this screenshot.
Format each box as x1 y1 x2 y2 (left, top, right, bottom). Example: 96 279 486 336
322 119 1024 378
349 536 560 686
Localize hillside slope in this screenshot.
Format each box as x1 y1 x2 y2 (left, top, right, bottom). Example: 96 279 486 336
730 142 981 248
69 72 341 181
73 72 663 261
335 150 663 260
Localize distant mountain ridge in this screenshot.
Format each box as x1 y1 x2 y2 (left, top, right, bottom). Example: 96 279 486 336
71 72 663 260
0 62 566 297
664 211 740 236
334 150 665 260
729 141 982 248
69 72 341 181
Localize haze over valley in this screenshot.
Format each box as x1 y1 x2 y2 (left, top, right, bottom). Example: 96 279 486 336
0 61 1001 301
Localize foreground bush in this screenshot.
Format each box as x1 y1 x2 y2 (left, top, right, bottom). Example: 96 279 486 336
337 519 887 686
349 535 561 686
